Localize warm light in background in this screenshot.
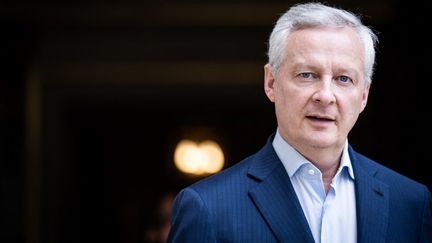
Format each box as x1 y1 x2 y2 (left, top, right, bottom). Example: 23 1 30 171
174 139 224 175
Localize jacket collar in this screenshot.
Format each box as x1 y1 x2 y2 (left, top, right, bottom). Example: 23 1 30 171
247 135 315 243
246 135 389 243
349 147 389 243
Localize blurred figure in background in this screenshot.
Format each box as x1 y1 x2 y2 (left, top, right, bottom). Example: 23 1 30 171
144 193 174 243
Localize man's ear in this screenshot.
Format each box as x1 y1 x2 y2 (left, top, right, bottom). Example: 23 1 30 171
264 64 276 102
360 82 370 113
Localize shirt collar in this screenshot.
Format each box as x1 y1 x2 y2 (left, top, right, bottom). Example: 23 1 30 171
339 141 355 179
272 129 355 180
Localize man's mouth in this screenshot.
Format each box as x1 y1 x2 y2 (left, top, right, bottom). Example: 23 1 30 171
305 115 335 122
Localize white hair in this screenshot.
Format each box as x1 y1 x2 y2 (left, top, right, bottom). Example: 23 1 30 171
267 2 378 84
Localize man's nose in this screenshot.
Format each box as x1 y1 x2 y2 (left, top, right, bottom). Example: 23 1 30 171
311 79 336 105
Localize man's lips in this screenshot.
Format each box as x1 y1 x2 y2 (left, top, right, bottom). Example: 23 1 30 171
305 115 336 122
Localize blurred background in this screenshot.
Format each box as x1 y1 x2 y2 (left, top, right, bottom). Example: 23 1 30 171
1 0 430 242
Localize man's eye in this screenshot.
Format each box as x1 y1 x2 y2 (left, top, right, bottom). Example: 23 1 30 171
337 75 352 83
300 73 313 78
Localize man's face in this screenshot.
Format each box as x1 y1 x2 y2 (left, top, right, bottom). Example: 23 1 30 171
264 26 370 152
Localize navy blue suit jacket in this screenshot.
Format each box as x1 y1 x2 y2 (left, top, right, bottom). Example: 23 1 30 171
168 136 432 242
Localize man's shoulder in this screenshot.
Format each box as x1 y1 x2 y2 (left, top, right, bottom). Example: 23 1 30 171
188 135 278 194
189 152 257 194
351 148 428 193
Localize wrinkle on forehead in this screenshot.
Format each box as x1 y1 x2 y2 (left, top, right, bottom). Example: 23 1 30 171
282 26 365 81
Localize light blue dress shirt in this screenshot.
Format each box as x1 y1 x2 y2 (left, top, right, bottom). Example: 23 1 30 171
272 130 357 243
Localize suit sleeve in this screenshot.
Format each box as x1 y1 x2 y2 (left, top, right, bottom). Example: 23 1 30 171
420 185 432 243
167 188 217 243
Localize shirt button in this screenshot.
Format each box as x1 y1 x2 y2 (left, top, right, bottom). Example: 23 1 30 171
308 169 315 175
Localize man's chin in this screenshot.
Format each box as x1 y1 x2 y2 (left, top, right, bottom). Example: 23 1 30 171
304 135 337 149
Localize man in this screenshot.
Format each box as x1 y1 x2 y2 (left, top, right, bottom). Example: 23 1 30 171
168 2 432 242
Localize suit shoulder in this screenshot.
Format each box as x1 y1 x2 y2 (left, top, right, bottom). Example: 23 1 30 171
188 153 256 194
354 152 429 193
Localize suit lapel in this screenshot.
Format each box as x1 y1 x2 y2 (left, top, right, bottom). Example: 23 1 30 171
350 148 389 243
247 138 390 242
247 139 314 243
